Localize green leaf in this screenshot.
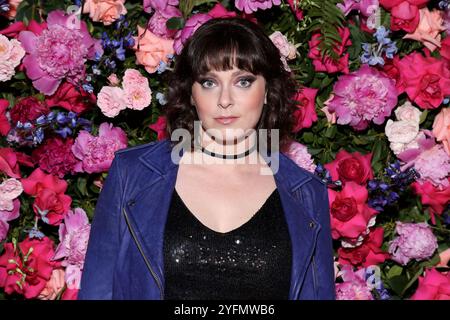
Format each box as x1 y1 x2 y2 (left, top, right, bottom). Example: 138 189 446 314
77 178 88 197
166 17 185 30
387 265 403 278
401 266 423 297
419 110 428 124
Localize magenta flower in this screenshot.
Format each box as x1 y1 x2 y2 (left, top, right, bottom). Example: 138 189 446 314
389 222 438 266
18 10 101 95
235 0 281 14
335 265 374 300
0 199 20 242
327 65 398 131
71 122 128 174
53 208 91 289
173 13 212 55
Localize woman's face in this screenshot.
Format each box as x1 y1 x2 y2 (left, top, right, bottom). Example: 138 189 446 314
191 66 267 144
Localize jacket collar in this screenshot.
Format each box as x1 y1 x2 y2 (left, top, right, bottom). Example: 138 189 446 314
130 139 321 299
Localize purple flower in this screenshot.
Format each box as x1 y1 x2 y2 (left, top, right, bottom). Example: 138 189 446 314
173 13 212 55
234 0 281 14
53 208 91 289
337 0 379 18
18 10 101 95
327 64 398 131
71 122 128 173
335 265 374 300
388 222 438 266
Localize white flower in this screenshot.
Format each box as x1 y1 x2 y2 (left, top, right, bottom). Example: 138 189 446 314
394 101 422 124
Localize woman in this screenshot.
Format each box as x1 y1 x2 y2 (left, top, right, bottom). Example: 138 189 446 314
78 17 335 300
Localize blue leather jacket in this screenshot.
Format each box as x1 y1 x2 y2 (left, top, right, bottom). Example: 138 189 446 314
78 139 335 300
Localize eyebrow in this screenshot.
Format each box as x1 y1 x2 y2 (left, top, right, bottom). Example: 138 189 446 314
203 70 253 77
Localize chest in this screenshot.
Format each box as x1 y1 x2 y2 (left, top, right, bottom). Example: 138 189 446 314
174 162 277 234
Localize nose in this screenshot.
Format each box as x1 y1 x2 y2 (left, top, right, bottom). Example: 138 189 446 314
217 85 233 109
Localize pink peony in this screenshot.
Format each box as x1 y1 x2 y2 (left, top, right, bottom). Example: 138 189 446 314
9 97 50 125
18 10 100 95
284 141 316 173
397 52 450 109
0 198 20 241
72 122 128 173
403 8 445 52
398 132 450 188
328 181 378 241
143 0 179 14
173 13 212 55
53 208 91 290
234 0 281 14
83 0 127 26
291 87 318 132
325 150 373 185
31 137 79 178
122 68 152 110
389 222 438 265
335 265 374 300
307 27 352 74
96 86 127 118
146 4 182 39
133 26 175 73
411 268 450 300
338 0 379 18
149 115 168 140
0 237 58 299
338 227 390 268
37 268 65 300
327 64 398 130
46 82 96 114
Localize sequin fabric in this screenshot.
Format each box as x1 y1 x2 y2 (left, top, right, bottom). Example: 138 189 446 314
163 188 292 300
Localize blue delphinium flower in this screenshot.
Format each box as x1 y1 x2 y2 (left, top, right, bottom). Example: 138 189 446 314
156 92 167 105
361 26 398 66
439 0 449 10
0 0 9 13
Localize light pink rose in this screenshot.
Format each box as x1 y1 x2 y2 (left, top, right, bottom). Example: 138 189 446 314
403 8 445 52
122 69 152 110
107 73 120 86
133 26 174 74
0 178 23 211
97 86 127 118
394 101 422 123
37 269 65 300
0 35 24 81
322 94 337 124
433 107 450 155
284 141 316 173
269 31 297 60
83 0 127 26
385 119 419 146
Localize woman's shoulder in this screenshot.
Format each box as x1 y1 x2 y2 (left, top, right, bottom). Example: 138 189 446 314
278 152 327 188
113 139 170 162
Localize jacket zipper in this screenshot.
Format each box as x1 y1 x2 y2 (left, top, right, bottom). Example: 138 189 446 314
122 207 164 299
311 255 318 299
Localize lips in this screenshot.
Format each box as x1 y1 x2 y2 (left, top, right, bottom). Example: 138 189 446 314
214 117 239 125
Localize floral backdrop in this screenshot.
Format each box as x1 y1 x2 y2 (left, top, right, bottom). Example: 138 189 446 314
0 0 449 300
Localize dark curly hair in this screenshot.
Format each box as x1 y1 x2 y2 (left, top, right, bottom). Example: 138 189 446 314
164 17 298 153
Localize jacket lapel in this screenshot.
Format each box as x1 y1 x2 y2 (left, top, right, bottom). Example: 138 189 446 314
124 139 320 299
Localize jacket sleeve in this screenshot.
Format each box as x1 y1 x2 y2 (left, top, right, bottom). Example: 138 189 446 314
78 154 124 300
315 181 336 300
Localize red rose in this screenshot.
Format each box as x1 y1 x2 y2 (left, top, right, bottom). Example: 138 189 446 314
440 37 450 61
0 237 58 299
397 52 450 109
292 87 318 133
287 0 303 20
328 182 378 240
10 97 49 125
21 168 68 195
391 2 420 32
207 3 237 18
32 137 78 178
411 268 450 300
307 27 352 74
0 99 11 136
338 227 390 267
34 188 72 226
325 150 373 185
412 180 450 224
149 116 168 141
380 0 428 10
382 55 405 94
0 148 22 178
46 82 96 114
0 20 47 38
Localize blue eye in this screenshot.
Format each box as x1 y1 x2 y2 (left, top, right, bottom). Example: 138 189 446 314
237 77 255 88
199 79 216 88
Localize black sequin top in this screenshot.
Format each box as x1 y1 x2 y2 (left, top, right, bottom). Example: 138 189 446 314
163 188 292 300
